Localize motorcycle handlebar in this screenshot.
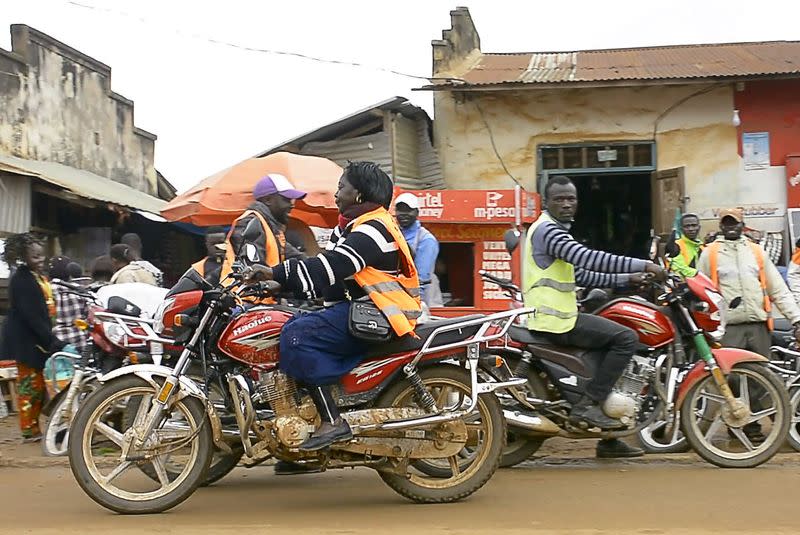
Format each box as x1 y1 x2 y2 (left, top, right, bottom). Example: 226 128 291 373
479 270 519 291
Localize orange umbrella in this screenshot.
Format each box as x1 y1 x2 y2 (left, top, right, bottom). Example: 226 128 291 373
161 152 341 228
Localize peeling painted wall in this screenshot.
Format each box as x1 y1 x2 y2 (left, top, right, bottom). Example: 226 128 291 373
433 83 787 232
0 25 157 195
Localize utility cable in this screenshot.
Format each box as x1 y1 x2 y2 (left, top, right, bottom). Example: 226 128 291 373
472 97 524 189
65 1 463 83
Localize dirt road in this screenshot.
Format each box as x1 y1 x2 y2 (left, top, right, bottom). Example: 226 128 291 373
3 459 800 534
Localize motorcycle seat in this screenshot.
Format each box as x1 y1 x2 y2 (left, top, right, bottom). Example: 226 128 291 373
106 296 143 317
509 325 555 346
364 315 484 358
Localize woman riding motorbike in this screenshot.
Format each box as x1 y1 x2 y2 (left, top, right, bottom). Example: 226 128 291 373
247 161 422 451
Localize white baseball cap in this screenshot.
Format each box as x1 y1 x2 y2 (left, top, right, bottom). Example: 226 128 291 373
394 192 420 209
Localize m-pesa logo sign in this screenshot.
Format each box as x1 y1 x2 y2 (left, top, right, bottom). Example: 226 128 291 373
474 191 517 220
395 189 539 224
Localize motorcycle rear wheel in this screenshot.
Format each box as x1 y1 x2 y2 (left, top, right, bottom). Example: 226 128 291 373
68 376 213 514
786 387 800 452
637 413 690 454
680 363 790 468
374 365 505 503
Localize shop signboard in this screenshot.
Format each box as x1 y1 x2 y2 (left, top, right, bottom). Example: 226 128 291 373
395 189 540 224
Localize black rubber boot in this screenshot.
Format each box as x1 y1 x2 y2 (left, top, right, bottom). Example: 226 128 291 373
596 438 644 458
569 396 626 430
299 386 353 452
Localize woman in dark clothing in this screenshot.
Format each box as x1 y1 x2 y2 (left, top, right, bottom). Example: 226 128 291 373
0 233 66 441
247 162 421 453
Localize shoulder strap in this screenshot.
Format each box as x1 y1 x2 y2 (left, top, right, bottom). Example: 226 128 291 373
747 241 774 330
352 208 416 277
707 242 721 288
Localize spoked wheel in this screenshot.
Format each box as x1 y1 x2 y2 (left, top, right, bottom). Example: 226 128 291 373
41 382 98 457
126 379 239 487
786 387 800 452
68 376 213 514
374 365 505 503
637 412 690 454
680 363 790 468
499 370 549 468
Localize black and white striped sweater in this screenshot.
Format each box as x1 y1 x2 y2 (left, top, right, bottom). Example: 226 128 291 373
273 218 401 303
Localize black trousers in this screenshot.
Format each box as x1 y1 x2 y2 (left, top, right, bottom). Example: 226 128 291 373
537 313 638 402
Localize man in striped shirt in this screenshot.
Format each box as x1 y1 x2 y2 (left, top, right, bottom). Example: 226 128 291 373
525 175 665 458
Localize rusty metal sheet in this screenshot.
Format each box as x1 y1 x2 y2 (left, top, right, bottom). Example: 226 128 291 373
439 41 800 87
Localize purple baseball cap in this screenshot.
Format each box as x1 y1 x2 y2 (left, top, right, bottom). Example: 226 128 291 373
253 173 307 200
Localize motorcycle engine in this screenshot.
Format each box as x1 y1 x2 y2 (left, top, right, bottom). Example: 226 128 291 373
255 370 316 447
602 354 657 425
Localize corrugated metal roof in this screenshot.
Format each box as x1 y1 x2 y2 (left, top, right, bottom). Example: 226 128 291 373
427 41 800 88
258 96 426 157
0 154 166 214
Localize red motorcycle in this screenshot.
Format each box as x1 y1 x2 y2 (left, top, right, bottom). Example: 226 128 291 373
40 281 179 457
481 263 791 469
67 256 529 514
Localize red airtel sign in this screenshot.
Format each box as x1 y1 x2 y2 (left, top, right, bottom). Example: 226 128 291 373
393 189 540 224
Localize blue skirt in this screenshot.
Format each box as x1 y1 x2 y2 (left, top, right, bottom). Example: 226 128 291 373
279 302 368 385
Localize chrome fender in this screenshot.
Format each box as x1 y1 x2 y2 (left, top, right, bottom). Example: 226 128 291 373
98 364 231 453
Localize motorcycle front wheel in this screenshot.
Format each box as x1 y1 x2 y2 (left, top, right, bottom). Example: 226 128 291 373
68 376 213 514
680 363 790 468
374 365 505 503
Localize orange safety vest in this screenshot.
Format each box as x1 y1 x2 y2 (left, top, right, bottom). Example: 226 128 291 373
349 208 422 338
707 241 773 330
219 209 282 304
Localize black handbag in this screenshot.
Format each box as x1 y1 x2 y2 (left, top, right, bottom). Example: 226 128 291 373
348 297 393 342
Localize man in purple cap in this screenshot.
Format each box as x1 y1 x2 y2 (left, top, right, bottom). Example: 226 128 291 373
219 173 307 282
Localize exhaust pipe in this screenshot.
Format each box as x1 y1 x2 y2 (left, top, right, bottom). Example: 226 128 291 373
503 409 560 435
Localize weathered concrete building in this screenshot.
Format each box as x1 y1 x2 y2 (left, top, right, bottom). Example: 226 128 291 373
0 25 157 195
0 25 194 290
422 7 800 256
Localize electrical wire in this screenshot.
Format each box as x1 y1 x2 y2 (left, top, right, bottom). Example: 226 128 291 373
472 97 524 189
65 1 463 83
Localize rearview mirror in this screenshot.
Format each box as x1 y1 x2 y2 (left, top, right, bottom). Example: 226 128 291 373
242 218 261 243
243 243 258 263
504 228 521 254
236 218 262 259
664 229 680 258
647 235 661 262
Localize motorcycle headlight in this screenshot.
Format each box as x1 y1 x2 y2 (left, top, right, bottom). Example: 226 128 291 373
705 289 727 341
153 297 175 334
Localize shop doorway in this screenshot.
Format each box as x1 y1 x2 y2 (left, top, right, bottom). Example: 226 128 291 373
569 173 652 258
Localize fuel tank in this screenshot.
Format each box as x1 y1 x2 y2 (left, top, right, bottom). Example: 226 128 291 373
595 298 675 348
217 307 293 366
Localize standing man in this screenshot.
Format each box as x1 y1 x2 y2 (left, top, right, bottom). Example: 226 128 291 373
120 233 164 286
109 244 157 286
191 227 227 286
786 238 800 305
394 193 443 308
525 176 666 459
220 174 307 284
697 208 800 357
667 213 704 278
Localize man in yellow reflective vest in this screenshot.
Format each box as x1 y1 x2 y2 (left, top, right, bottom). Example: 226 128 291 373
524 176 665 458
667 213 704 278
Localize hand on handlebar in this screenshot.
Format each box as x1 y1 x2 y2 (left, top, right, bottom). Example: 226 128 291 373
793 322 800 344
243 265 273 283
629 272 654 287
644 262 667 282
